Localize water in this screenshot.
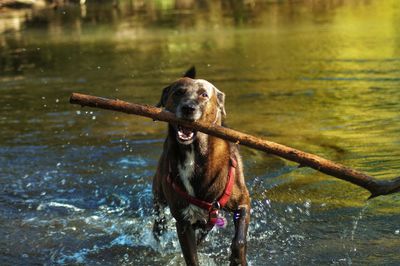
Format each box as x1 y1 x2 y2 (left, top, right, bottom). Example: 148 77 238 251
1 0 400 265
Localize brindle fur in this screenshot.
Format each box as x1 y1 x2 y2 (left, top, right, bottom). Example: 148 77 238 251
152 68 250 265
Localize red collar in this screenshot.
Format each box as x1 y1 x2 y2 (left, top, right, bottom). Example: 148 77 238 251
166 157 237 229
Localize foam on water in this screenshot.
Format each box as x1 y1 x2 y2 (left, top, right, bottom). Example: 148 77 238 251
37 202 85 213
54 214 182 264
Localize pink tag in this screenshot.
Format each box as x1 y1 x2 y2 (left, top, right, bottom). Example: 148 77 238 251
215 216 227 228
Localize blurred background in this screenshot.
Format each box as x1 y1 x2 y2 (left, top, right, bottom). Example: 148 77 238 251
1 0 400 265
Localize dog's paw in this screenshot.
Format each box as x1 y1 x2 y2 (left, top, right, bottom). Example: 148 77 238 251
152 217 167 241
196 229 210 246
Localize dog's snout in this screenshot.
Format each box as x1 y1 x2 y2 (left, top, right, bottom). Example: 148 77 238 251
181 104 197 116
177 101 201 121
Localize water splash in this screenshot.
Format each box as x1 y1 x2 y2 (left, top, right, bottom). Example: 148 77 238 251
340 201 371 264
351 203 370 241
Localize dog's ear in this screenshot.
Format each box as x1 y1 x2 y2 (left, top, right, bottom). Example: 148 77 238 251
215 88 226 118
183 66 196 79
156 85 172 108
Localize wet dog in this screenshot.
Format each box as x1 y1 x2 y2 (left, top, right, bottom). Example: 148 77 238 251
152 67 250 265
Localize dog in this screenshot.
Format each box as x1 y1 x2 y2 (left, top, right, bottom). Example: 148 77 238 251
152 67 250 265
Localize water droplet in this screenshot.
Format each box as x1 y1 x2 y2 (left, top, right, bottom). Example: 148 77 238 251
55 99 60 103
92 116 96 120
395 230 400 235
76 110 81 115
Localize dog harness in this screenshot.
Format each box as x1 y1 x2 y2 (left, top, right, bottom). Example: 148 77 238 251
166 157 237 229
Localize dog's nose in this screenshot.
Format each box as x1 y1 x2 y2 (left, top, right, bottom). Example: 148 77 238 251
181 104 196 116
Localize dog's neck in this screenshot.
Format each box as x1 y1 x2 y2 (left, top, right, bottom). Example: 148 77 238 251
168 125 230 196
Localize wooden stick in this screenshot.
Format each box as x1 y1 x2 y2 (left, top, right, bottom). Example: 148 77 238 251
70 92 400 199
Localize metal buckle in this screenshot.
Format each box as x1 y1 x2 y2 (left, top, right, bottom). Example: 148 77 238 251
212 201 221 210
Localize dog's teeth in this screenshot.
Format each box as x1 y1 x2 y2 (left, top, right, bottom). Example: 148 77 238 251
177 127 195 142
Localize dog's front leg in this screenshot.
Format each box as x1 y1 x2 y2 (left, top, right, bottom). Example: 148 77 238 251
176 221 199 266
152 198 167 240
230 205 249 266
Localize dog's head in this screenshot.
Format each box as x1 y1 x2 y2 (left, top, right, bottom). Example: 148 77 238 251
156 67 226 145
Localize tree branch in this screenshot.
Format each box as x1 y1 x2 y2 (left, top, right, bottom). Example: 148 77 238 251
70 92 400 199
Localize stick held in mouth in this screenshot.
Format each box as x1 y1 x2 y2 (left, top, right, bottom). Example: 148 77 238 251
70 92 400 199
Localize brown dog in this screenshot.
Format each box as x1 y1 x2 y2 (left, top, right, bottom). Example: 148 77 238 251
152 67 250 265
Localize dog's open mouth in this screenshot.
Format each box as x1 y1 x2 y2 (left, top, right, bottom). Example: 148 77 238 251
176 126 196 144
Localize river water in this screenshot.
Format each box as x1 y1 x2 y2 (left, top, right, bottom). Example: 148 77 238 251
1 0 400 265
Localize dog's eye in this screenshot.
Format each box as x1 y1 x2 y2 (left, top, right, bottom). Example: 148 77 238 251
175 89 186 96
200 92 208 98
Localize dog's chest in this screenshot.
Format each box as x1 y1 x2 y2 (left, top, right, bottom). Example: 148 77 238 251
178 150 208 224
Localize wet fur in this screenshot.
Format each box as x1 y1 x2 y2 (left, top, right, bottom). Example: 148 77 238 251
152 68 250 265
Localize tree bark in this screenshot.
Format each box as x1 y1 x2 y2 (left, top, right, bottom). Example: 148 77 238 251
70 92 400 199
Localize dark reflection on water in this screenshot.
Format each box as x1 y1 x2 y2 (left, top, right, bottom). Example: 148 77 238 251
1 0 400 265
